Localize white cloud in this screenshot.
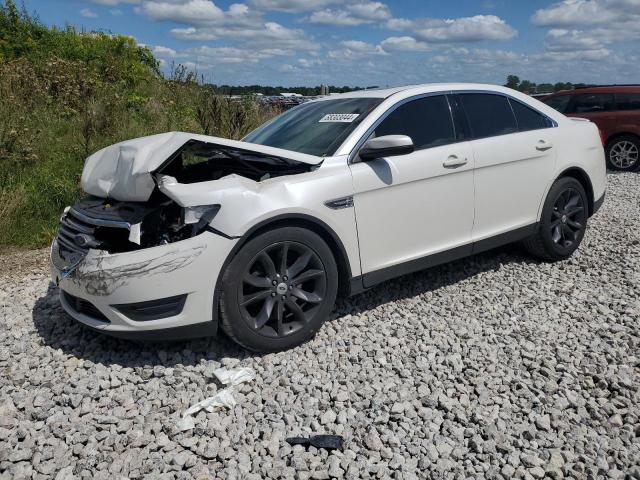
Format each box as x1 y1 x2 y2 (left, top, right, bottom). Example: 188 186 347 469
531 0 640 26
80 8 99 18
341 40 386 54
88 0 140 5
137 0 225 24
414 15 517 42
137 0 318 53
186 45 283 64
328 40 387 60
531 48 613 62
249 0 339 13
380 36 431 52
308 1 391 26
431 47 525 65
385 17 414 30
152 45 177 57
533 1 640 61
346 2 391 21
110 8 124 15
545 28 604 51
171 21 317 51
297 58 323 68
170 26 219 40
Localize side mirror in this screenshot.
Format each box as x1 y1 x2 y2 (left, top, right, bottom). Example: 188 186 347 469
358 135 414 162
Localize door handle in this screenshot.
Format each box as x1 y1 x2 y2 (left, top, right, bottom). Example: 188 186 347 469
536 140 553 151
443 155 468 168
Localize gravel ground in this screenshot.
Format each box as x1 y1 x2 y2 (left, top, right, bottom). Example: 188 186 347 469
1 172 639 480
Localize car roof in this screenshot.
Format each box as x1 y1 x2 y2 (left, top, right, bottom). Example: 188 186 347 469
320 83 524 100
547 85 640 96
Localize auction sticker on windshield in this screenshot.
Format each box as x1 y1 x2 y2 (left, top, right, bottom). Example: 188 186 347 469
319 113 360 123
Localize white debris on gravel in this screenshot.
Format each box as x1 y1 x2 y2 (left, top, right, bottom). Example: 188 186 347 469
1 172 640 480
214 366 256 386
177 367 255 431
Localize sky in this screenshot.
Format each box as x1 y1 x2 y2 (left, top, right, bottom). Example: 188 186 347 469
25 0 640 87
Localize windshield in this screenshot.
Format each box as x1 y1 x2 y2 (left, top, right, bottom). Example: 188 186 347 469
244 97 383 156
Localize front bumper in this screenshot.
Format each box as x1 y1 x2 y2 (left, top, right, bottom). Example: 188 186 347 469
50 231 237 339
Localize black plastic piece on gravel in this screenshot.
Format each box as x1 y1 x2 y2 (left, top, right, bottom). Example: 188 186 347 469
286 435 344 451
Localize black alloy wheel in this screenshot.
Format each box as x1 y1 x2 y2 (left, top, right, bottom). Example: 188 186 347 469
219 227 338 352
549 187 586 249
522 176 588 261
240 242 327 338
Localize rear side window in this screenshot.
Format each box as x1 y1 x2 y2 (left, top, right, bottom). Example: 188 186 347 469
509 99 553 131
615 93 640 111
544 95 571 113
374 95 456 149
568 93 615 113
459 93 517 139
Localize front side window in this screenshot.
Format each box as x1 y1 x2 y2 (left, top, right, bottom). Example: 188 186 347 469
509 99 553 131
615 93 640 111
459 93 517 139
373 95 456 149
243 98 382 156
568 93 615 113
543 95 571 113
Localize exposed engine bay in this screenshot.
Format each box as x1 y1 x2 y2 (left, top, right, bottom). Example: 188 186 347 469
56 136 318 262
159 140 311 184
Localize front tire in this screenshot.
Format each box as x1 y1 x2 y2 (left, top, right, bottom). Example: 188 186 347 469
606 135 640 171
523 177 588 261
219 227 338 352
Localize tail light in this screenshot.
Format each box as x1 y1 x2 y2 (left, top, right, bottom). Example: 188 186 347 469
598 129 605 146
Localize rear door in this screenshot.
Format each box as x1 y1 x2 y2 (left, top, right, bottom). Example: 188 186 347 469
566 93 617 139
614 92 640 136
455 93 557 242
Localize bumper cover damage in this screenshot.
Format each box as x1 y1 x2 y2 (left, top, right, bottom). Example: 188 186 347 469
52 131 321 337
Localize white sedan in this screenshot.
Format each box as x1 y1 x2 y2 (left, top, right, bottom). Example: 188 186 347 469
51 83 606 352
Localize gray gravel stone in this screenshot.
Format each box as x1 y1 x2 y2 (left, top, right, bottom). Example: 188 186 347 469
1 172 639 477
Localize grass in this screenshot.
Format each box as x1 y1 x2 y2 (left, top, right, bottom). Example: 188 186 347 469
0 1 277 247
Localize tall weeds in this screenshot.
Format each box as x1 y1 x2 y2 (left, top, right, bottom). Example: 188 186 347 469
0 0 278 247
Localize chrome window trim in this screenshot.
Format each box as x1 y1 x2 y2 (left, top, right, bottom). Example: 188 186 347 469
453 89 559 129
347 89 559 164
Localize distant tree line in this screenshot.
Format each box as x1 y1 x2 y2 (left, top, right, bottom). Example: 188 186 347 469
209 85 378 96
505 75 592 94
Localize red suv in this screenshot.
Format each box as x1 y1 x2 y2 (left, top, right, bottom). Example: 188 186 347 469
542 86 640 171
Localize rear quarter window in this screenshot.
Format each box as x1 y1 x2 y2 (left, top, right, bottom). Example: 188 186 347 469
509 99 553 131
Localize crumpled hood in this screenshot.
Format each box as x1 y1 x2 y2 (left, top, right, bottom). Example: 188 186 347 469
80 131 322 202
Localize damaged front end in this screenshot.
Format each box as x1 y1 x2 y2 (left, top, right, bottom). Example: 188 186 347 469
53 132 321 275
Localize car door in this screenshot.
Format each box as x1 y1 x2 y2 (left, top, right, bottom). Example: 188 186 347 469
348 94 475 285
566 92 617 139
454 93 557 242
614 92 640 135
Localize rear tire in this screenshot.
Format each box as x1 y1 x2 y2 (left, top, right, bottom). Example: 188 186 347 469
606 134 640 171
219 227 338 352
523 177 588 261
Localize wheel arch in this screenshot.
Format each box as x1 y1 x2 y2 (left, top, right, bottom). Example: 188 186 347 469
605 131 640 147
557 167 595 216
213 214 353 313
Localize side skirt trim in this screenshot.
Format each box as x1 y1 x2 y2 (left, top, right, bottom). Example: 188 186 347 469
350 223 537 293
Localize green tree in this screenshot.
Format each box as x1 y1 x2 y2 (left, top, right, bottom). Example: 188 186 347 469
506 75 520 90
